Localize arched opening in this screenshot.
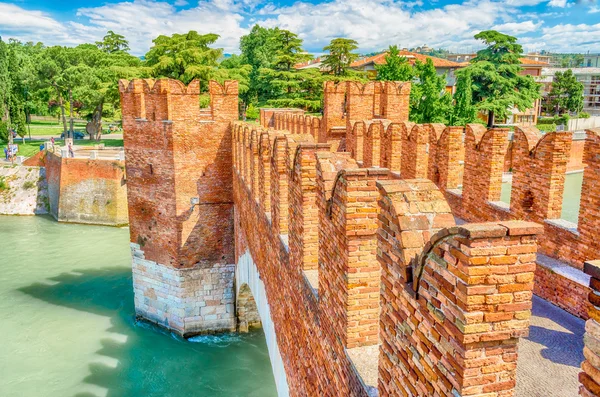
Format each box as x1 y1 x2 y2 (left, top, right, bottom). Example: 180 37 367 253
237 283 261 333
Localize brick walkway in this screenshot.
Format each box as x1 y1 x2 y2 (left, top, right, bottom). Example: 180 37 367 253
517 296 585 397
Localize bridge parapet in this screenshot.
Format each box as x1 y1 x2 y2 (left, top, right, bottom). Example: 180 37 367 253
231 117 543 396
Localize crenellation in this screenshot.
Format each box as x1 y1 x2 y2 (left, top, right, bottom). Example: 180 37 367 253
120 78 600 397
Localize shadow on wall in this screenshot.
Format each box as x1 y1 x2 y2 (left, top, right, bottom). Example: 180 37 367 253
18 267 275 397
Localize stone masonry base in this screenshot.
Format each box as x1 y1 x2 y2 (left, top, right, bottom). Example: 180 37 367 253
131 243 236 336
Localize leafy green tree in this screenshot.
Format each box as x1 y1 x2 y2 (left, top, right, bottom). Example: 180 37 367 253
451 68 478 125
547 69 583 116
216 55 251 98
258 30 322 111
0 38 11 143
145 31 222 87
410 59 452 124
462 30 541 127
239 25 281 103
375 45 414 82
96 31 130 54
0 38 32 143
322 38 359 76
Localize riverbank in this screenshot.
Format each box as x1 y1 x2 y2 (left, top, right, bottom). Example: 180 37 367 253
0 165 48 215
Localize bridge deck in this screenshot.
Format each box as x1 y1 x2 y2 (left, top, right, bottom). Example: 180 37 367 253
516 295 584 396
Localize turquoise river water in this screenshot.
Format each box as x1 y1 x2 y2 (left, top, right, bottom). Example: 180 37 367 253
0 215 277 397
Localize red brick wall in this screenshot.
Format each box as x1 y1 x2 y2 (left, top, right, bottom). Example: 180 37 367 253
401 124 429 178
232 110 540 396
580 260 600 396
461 125 509 220
379 220 541 397
119 79 237 269
510 128 571 222
45 150 128 225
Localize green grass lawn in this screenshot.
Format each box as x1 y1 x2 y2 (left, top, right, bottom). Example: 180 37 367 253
7 139 124 158
22 120 122 136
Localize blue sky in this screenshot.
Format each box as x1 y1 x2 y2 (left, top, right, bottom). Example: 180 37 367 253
0 0 599 55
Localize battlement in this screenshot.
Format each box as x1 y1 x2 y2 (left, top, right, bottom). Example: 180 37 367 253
231 118 543 396
120 80 600 395
119 78 238 123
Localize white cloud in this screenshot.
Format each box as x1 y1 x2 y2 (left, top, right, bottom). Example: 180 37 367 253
0 3 74 44
590 6 600 14
548 0 567 7
492 20 543 35
0 0 598 55
174 0 188 5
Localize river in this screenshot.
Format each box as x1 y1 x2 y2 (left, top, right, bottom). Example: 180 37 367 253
0 215 277 397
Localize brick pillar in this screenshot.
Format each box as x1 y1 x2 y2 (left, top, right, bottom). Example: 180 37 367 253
289 143 331 271
578 129 600 261
380 81 411 122
319 169 389 349
380 123 403 172
120 79 238 336
312 118 320 140
349 121 365 162
436 126 464 191
511 127 571 221
271 136 289 236
378 220 542 397
346 82 376 140
462 125 509 219
250 128 260 202
402 124 429 178
363 121 382 168
425 123 446 182
581 260 600 397
258 131 272 214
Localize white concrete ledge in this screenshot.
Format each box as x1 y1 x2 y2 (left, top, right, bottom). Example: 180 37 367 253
545 218 579 235
536 253 590 287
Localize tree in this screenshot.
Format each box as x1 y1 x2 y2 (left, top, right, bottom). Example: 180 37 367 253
547 69 583 115
451 68 478 125
461 30 541 127
322 38 359 76
410 59 452 124
0 38 30 143
375 45 414 82
145 31 222 87
96 31 130 54
258 30 323 111
216 55 252 98
239 25 281 103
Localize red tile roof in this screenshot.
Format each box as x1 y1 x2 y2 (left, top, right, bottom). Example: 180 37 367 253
350 50 464 69
519 57 549 66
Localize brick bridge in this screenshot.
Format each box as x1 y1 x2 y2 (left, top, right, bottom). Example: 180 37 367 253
119 79 600 396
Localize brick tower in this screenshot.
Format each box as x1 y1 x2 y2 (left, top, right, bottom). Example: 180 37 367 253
119 78 238 336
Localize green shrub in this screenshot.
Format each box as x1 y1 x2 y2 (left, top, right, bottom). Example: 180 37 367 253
536 123 556 132
245 103 259 120
0 177 8 192
23 180 35 190
199 94 210 109
578 112 591 119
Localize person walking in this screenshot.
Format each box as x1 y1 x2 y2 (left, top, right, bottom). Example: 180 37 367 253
50 137 55 152
68 143 74 158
